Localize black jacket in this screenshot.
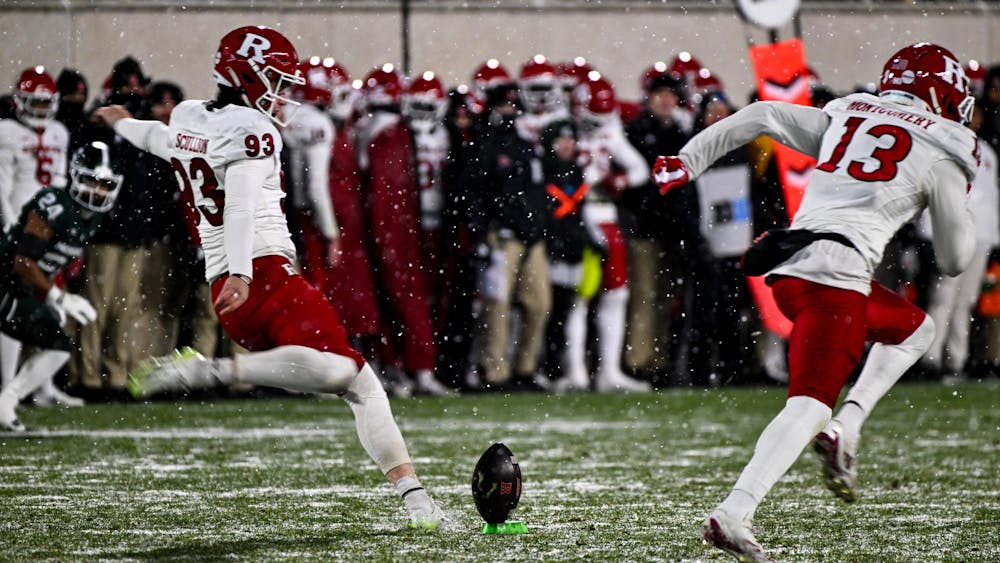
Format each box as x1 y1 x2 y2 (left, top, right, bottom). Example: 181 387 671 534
461 114 549 245
622 110 698 251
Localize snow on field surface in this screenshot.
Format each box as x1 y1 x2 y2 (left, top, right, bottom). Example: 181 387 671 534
0 382 997 561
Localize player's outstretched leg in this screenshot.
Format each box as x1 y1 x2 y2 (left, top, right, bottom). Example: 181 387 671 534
0 350 71 432
704 396 831 561
342 363 450 529
129 345 360 398
815 305 935 503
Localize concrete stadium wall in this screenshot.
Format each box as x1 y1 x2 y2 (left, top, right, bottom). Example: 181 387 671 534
0 3 997 106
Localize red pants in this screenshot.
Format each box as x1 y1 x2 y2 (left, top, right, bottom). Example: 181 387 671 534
299 216 380 337
211 255 365 369
599 223 628 290
772 276 925 408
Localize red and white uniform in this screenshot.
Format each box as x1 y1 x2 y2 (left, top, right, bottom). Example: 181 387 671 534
166 100 295 282
325 122 380 336
577 115 649 290
681 94 977 293
282 102 338 239
114 101 361 365
0 118 69 229
355 111 436 372
677 94 976 406
411 123 449 233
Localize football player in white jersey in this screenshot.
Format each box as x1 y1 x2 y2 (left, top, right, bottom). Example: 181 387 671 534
402 72 450 309
555 71 651 393
94 25 448 529
283 56 339 265
0 66 79 407
0 67 69 231
655 43 978 561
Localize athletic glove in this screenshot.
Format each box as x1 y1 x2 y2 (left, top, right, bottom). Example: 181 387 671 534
46 286 97 326
652 155 690 195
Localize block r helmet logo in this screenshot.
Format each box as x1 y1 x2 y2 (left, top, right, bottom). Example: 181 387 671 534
235 33 272 65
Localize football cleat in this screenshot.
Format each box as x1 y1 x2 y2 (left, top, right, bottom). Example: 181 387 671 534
128 347 213 399
702 509 775 563
594 370 651 393
32 385 85 408
552 371 589 393
407 496 451 530
813 420 858 503
0 393 26 433
414 370 458 397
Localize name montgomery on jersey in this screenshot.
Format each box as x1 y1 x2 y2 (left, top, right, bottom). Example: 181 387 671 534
845 100 936 130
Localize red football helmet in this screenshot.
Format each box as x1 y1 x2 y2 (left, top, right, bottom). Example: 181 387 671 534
572 71 617 128
213 25 305 126
472 59 512 93
693 68 724 95
14 66 59 128
641 61 672 93
558 57 594 93
292 56 336 107
325 62 356 121
880 42 974 125
669 52 704 85
965 59 986 98
519 55 564 114
403 71 447 127
362 64 405 108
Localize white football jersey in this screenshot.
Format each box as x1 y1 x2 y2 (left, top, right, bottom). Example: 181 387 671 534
282 103 337 238
0 118 69 229
167 100 295 281
577 116 649 189
411 123 449 231
679 94 977 295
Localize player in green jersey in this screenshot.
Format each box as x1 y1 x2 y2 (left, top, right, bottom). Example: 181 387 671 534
0 141 123 431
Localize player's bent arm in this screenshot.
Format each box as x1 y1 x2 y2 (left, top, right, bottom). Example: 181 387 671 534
223 158 269 280
305 138 339 239
610 128 650 187
927 158 976 276
113 118 172 162
679 101 829 178
0 146 16 229
11 210 56 295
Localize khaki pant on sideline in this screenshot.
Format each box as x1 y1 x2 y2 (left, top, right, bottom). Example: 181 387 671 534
482 235 551 383
78 243 145 389
624 238 675 372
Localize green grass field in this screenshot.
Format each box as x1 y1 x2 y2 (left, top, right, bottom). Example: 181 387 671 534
1 381 997 562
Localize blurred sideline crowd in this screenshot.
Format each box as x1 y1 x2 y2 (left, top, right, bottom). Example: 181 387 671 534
3 51 1000 404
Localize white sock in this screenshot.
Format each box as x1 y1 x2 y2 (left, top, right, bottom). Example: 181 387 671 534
0 350 71 403
719 489 759 522
563 297 589 381
396 475 433 514
727 396 832 515
395 475 424 498
832 401 865 448
839 315 935 444
0 333 22 389
596 287 628 376
342 363 412 474
233 345 359 394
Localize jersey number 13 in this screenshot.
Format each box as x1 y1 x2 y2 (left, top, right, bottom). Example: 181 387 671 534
816 116 914 182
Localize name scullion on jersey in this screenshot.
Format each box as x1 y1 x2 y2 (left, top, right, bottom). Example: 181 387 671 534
845 100 935 130
175 133 209 154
